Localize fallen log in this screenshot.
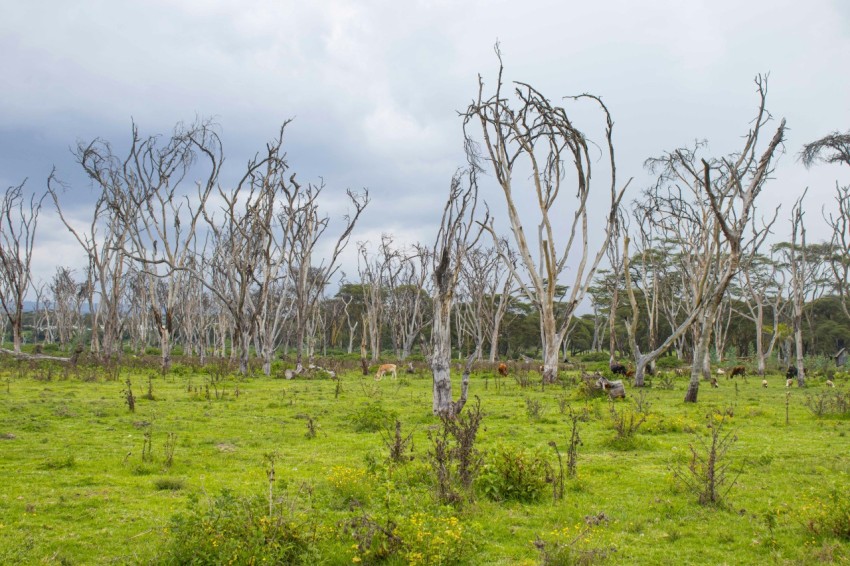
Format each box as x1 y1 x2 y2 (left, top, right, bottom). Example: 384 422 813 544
0 348 71 362
595 375 626 399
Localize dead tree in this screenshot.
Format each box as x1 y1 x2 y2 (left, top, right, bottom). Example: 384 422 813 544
466 45 628 384
732 252 787 376
286 179 367 369
430 168 486 417
457 243 514 362
49 267 84 350
0 181 43 353
50 152 133 360
639 76 785 402
385 245 431 360
823 186 850 319
357 236 395 362
93 119 222 371
786 195 808 387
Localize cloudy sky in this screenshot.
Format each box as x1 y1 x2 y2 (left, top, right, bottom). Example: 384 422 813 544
2 0 849 290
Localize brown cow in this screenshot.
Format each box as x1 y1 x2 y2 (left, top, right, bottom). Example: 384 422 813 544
497 363 509 377
729 366 746 378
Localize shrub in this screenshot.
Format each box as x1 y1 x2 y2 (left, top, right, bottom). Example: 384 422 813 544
477 444 551 502
804 487 850 540
157 490 317 565
325 465 370 507
39 455 75 470
804 389 850 417
351 402 398 432
154 477 185 491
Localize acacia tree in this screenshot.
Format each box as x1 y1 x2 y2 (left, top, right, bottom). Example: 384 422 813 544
466 47 628 383
0 181 42 353
634 77 784 401
430 168 486 416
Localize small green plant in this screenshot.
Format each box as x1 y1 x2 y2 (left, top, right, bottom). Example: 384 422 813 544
154 477 185 491
608 401 647 440
525 397 544 420
351 402 397 433
380 420 415 464
804 389 850 417
534 520 616 566
142 375 155 400
163 432 177 467
122 378 135 413
157 490 317 564
564 405 582 478
804 487 850 540
39 454 76 470
671 407 743 506
305 415 317 439
477 444 551 503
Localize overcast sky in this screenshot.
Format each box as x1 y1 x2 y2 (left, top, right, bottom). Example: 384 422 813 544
2 0 849 292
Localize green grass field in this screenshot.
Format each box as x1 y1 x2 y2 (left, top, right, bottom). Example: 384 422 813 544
0 358 848 564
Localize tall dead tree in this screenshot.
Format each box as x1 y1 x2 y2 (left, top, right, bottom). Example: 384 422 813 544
50 267 84 350
94 119 222 371
386 245 431 360
50 148 135 360
283 179 367 370
0 181 42 353
801 131 850 320
430 168 485 416
785 194 809 386
466 46 628 384
732 252 787 376
357 236 394 361
640 76 785 402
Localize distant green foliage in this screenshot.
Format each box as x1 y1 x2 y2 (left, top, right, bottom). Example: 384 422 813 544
580 352 609 363
655 356 682 369
477 444 550 502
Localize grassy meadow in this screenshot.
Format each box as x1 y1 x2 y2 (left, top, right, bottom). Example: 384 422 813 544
0 355 848 565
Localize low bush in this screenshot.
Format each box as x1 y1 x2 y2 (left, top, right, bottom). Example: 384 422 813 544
804 487 850 540
477 444 551 503
350 402 398 432
157 490 318 565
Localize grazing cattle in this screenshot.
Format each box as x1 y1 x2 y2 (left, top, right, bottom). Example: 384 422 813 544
826 380 835 388
762 379 768 388
497 363 509 377
786 366 798 379
710 377 719 388
716 368 726 376
610 362 627 376
375 364 397 381
729 366 746 378
786 378 794 388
